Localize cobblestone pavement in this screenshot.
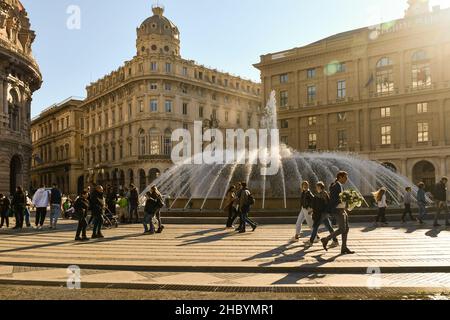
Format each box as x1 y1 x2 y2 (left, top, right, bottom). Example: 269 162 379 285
0 221 449 291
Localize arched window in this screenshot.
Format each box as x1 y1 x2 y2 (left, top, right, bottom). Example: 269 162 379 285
376 57 394 95
412 50 431 89
164 129 172 156
149 128 160 155
8 90 20 132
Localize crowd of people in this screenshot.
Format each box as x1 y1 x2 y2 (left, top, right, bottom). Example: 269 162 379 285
0 172 448 252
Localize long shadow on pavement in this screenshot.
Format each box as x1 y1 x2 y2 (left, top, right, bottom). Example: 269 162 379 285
177 230 234 246
176 228 225 240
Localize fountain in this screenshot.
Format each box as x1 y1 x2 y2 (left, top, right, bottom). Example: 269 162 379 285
140 91 423 211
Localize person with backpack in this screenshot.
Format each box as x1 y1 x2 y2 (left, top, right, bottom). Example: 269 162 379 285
237 182 257 233
304 182 339 249
49 183 63 229
224 185 239 228
74 190 90 241
90 185 106 239
143 186 164 235
0 194 10 229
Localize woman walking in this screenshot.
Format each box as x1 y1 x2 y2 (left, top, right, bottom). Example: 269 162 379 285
373 187 388 226
401 187 415 223
224 185 239 228
304 182 339 249
11 186 26 230
417 182 427 225
74 190 90 241
294 181 316 241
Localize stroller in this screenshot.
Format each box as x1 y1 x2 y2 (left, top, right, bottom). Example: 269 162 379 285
102 207 119 229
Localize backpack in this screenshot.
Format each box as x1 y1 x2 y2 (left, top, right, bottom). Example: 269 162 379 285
247 193 256 206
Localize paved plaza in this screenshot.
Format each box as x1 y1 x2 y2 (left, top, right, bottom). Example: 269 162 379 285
0 220 449 295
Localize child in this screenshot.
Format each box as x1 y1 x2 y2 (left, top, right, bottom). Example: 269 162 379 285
373 187 388 226
401 187 415 223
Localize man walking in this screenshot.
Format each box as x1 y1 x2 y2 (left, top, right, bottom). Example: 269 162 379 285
237 182 257 233
128 184 139 224
11 186 26 230
0 194 10 228
432 177 449 227
49 184 62 229
321 171 355 255
32 185 50 230
90 185 105 239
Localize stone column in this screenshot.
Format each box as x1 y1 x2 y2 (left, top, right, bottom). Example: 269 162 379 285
2 78 8 115
399 51 405 94
438 99 446 146
354 109 361 151
323 113 329 150
363 106 371 151
401 159 407 178
399 103 407 148
0 76 4 116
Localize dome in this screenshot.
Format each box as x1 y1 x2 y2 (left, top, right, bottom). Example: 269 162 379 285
138 5 180 39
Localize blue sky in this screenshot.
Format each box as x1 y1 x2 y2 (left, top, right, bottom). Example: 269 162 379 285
21 0 450 117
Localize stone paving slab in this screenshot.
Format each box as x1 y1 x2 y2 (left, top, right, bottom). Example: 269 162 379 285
0 221 449 274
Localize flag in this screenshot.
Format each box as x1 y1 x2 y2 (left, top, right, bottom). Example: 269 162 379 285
365 74 374 88
33 154 43 165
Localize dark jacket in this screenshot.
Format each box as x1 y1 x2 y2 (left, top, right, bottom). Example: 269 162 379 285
433 182 447 202
129 188 139 207
89 190 105 216
74 197 89 219
312 191 330 221
50 187 62 205
328 182 343 214
144 193 163 215
299 190 314 209
0 197 10 214
11 191 26 208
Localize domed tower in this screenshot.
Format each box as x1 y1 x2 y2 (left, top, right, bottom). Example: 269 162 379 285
405 0 430 17
136 4 180 57
0 0 42 194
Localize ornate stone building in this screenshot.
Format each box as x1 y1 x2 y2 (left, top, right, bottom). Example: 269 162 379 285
81 5 261 193
0 0 42 195
255 0 450 191
30 98 84 195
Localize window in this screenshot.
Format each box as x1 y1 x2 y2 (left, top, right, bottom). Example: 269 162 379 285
417 122 429 142
224 79 228 87
150 129 160 155
212 109 217 119
307 86 316 103
199 106 204 118
237 113 241 125
119 145 123 159
212 93 217 101
139 130 146 156
182 103 188 115
128 103 132 119
165 100 172 113
308 116 317 126
182 67 188 76
412 50 427 62
281 136 289 145
412 64 431 89
280 74 288 83
198 71 203 80
150 83 158 90
337 80 346 99
150 100 158 112
280 91 288 107
225 111 229 122
337 63 346 73
376 68 394 95
337 112 347 122
165 63 172 73
381 107 391 118
417 102 428 114
381 126 392 145
308 133 317 150
165 83 171 91
164 129 172 156
212 75 216 83
150 62 157 71
280 119 289 129
183 123 189 130
307 68 316 79
138 101 144 113
338 130 348 148
376 57 392 68
247 113 252 127
112 146 116 161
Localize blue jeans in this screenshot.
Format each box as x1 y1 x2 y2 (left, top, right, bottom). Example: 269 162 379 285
143 212 155 233
50 205 61 226
239 205 257 231
418 203 427 220
25 208 31 226
310 214 337 243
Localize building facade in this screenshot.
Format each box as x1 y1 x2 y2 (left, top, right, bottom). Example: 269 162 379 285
255 0 450 191
30 98 84 195
81 5 261 193
0 0 42 195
